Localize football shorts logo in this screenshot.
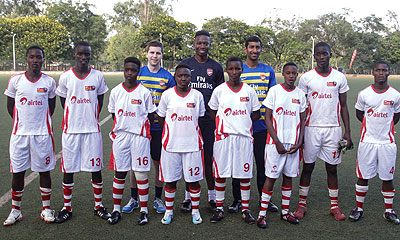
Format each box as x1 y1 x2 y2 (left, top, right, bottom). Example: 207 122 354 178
37 88 48 93
384 100 394 105
20 97 28 105
159 80 166 87
171 113 178 121
224 108 232 116
292 98 300 104
271 165 278 173
240 97 249 102
207 68 213 76
131 99 142 104
85 86 96 91
260 75 266 81
71 96 77 104
187 103 195 108
327 82 337 86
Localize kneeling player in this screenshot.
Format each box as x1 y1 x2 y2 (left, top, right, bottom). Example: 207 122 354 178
107 57 156 225
157 64 206 225
349 61 400 224
209 56 261 224
256 63 306 228
3 46 57 225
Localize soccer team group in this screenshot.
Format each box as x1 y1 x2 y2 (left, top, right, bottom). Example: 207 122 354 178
3 30 400 228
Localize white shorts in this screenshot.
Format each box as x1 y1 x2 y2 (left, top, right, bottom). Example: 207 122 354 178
61 132 103 173
356 142 397 181
159 149 204 183
265 143 301 179
111 132 151 172
9 134 55 173
303 126 342 165
213 135 253 179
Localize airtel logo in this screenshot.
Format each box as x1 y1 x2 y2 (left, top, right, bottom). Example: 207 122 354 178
224 108 247 116
312 92 332 99
171 113 178 121
367 109 374 116
118 109 136 117
171 113 193 122
20 97 27 105
118 109 124 117
70 96 91 104
367 109 388 118
276 107 296 116
276 107 284 115
71 96 77 104
224 108 232 116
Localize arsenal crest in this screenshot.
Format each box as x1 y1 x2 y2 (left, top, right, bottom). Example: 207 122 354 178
160 80 166 87
207 68 213 76
260 75 266 81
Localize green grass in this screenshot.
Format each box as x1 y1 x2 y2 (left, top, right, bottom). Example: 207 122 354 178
0 73 400 239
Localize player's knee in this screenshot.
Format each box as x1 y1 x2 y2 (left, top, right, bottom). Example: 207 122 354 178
134 171 148 181
325 164 337 176
91 171 102 183
302 163 315 175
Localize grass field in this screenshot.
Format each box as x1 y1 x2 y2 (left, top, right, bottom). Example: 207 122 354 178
0 72 400 239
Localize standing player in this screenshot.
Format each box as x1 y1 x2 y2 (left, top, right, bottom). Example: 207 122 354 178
180 30 225 212
256 63 307 228
349 61 400 224
54 41 110 223
3 46 56 226
121 40 174 214
107 57 157 225
294 42 353 221
230 36 278 213
157 64 206 225
209 57 261 224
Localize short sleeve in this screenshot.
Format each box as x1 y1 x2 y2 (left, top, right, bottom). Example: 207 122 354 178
56 74 67 98
48 77 57 99
339 74 349 94
97 73 109 95
167 73 176 88
300 91 307 113
157 91 168 117
394 93 400 113
215 64 225 87
4 76 16 98
298 76 308 95
208 87 219 110
145 90 157 113
268 68 277 88
198 94 206 117
108 89 116 114
354 91 365 111
262 87 275 110
250 88 261 111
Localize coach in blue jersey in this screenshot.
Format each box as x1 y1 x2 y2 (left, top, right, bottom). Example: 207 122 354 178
229 36 278 213
180 30 225 212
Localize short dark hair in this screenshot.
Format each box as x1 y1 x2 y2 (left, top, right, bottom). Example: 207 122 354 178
314 42 331 53
226 56 243 68
124 57 141 69
146 40 163 52
374 60 390 71
245 36 262 48
74 41 91 50
26 45 44 57
195 30 210 38
282 62 298 72
175 64 192 72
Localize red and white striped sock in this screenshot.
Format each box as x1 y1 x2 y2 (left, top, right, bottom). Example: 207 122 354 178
281 186 292 214
298 185 309 207
355 184 368 211
11 189 23 211
190 186 201 214
62 182 73 211
259 189 272 217
328 187 339 209
165 186 176 214
40 187 51 211
240 179 251 211
113 177 125 213
137 179 149 213
382 190 395 213
215 178 226 209
92 180 103 209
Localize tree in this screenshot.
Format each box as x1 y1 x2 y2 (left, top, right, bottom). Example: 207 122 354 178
45 0 107 58
0 16 70 60
0 0 42 17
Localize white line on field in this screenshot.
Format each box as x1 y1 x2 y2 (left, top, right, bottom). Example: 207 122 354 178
0 114 112 208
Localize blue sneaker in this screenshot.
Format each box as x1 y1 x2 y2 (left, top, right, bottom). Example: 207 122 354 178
154 198 166 213
192 212 203 225
122 198 139 213
161 211 173 224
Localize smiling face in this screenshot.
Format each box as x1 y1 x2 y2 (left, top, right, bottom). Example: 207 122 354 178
74 45 92 69
174 67 191 90
194 35 210 58
26 48 44 73
244 41 262 62
146 46 162 67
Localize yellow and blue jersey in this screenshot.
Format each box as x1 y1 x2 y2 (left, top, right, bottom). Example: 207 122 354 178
138 66 175 131
240 62 276 132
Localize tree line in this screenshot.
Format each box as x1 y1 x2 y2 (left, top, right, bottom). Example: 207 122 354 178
1 0 400 73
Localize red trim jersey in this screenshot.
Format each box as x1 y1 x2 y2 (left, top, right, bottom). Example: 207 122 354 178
56 68 108 133
108 83 157 139
157 87 205 152
263 84 307 145
355 85 400 144
298 68 349 127
4 73 56 135
208 82 261 140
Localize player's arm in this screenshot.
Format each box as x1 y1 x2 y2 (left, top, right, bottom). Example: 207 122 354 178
393 112 400 125
158 116 165 129
265 108 286 154
339 92 353 150
49 97 56 116
287 111 306 154
148 112 155 125
251 109 261 122
7 96 15 118
97 94 104 113
60 97 66 109
210 109 217 120
355 109 364 122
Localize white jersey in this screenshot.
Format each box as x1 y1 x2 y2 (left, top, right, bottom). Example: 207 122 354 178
157 87 205 152
262 84 307 145
298 68 349 127
208 82 261 140
108 83 157 139
56 68 108 133
355 85 400 144
4 73 56 135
